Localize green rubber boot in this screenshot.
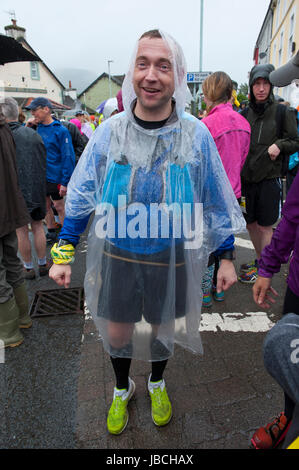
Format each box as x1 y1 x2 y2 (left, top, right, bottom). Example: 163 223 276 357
13 282 32 329
0 296 24 348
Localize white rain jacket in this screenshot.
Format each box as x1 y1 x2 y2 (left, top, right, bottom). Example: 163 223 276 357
61 30 246 361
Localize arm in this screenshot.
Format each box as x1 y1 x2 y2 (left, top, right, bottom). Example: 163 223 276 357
271 108 299 160
49 216 90 288
252 214 297 308
214 235 237 292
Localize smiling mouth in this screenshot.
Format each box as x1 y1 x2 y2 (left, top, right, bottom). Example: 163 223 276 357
143 87 160 94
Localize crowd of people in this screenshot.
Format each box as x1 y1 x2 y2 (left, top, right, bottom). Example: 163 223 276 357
0 28 299 449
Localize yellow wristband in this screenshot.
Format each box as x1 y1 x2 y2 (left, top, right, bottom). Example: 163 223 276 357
51 242 75 265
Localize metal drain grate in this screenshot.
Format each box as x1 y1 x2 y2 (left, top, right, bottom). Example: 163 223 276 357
29 287 84 318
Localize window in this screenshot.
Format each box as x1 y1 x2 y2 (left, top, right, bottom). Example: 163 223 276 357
276 0 281 29
278 31 284 66
273 43 277 65
288 13 295 57
30 62 40 80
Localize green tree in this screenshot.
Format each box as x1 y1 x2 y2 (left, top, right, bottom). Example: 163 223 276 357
238 83 249 96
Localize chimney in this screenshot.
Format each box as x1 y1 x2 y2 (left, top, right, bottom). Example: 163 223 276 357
4 18 26 41
69 80 72 89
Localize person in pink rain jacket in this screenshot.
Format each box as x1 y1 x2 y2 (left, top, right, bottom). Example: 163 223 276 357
200 71 251 306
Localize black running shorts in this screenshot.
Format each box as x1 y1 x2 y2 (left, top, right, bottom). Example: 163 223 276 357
97 243 187 324
242 178 282 226
46 181 63 201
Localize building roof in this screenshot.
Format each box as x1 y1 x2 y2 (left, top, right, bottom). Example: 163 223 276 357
22 97 71 111
78 72 125 97
18 37 66 90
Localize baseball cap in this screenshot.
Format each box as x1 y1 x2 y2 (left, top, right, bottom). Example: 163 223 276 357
269 50 299 86
26 97 53 110
75 109 84 115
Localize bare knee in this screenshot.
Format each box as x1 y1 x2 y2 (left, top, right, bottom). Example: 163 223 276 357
108 322 134 349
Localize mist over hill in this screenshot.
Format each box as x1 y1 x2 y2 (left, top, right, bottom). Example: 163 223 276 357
54 68 99 94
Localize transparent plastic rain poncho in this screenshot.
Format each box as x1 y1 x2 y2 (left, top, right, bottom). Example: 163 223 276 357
65 30 246 361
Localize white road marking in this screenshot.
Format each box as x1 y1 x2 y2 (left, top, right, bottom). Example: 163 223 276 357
235 237 254 250
200 312 275 332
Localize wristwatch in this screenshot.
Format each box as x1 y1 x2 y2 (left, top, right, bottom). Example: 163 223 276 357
57 238 72 247
219 250 236 261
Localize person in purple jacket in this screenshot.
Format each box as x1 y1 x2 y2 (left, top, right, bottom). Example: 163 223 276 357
251 50 299 450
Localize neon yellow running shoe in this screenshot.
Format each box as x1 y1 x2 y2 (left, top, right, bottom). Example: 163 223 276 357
107 378 135 435
148 377 172 426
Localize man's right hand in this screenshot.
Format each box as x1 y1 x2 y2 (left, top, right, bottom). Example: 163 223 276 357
49 264 72 288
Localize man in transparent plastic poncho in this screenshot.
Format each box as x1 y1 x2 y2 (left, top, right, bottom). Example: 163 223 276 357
49 30 245 435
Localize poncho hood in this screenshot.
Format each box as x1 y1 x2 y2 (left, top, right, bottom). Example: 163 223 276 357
122 29 188 124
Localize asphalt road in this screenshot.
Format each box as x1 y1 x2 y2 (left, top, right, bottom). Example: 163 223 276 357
0 227 289 450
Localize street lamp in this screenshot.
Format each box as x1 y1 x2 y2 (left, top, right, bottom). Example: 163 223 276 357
199 0 204 73
108 60 114 98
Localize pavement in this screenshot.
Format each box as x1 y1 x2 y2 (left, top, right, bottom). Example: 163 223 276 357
0 227 288 450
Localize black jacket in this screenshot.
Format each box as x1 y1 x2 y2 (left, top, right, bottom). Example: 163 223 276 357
241 64 299 183
0 115 30 237
61 121 86 162
8 121 47 214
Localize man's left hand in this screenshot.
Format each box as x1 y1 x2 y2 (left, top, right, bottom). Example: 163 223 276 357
216 259 237 292
268 143 281 161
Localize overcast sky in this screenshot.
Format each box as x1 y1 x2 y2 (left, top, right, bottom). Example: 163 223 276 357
0 0 270 93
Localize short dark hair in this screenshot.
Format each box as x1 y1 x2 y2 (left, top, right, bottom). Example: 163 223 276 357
139 29 162 40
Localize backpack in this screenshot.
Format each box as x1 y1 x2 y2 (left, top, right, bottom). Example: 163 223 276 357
242 104 297 176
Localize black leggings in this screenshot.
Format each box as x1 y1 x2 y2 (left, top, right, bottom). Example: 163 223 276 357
282 287 299 420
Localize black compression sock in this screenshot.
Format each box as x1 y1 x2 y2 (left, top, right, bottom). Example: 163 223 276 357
110 356 132 390
151 359 168 382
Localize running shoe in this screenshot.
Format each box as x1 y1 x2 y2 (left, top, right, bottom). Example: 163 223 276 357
251 412 292 449
202 292 212 308
212 285 224 302
148 376 172 426
240 259 258 273
107 378 135 435
238 268 258 284
39 260 52 277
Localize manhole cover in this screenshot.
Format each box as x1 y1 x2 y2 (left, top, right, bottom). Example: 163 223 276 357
29 287 84 318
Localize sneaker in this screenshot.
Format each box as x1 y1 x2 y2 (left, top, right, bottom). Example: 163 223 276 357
213 289 224 302
23 267 36 280
238 268 258 284
39 260 52 277
251 412 292 449
107 378 135 435
202 292 212 308
240 259 258 273
148 376 172 427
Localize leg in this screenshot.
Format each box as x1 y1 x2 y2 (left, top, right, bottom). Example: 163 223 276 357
0 232 24 347
106 322 136 435
52 198 65 226
31 219 46 261
45 196 56 230
255 224 274 259
246 221 262 259
16 225 32 265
